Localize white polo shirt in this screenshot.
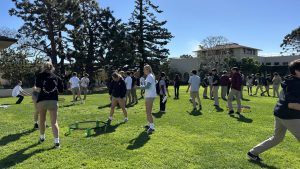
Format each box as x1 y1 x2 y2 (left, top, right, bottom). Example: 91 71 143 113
12 85 23 97
69 76 80 89
125 76 132 90
188 75 201 92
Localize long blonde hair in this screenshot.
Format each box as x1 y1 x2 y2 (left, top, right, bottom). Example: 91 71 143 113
42 61 55 73
144 64 153 74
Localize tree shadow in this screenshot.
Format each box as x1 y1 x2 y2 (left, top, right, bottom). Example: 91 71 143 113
0 129 36 146
186 109 202 116
152 111 166 118
127 131 150 150
0 143 51 168
248 160 280 169
98 103 111 109
91 122 124 137
230 114 253 123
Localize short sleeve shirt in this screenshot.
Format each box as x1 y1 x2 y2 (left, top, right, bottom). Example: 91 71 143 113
69 76 80 89
188 75 201 92
145 73 156 98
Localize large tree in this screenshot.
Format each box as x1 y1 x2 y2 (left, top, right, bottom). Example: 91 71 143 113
128 0 173 73
281 26 300 55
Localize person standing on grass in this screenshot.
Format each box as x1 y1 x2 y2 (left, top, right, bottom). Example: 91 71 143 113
228 67 243 115
174 74 181 99
254 73 264 96
246 75 254 96
212 68 220 107
208 73 213 99
106 72 128 125
240 72 245 99
32 85 39 129
261 74 272 97
272 72 282 97
80 73 90 101
140 75 146 98
202 74 209 99
220 70 230 100
69 72 83 103
186 70 202 111
12 81 31 104
159 72 168 112
140 65 156 134
131 72 138 104
35 61 63 148
124 71 132 105
248 59 300 162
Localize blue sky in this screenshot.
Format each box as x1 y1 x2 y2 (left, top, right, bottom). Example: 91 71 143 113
1 0 300 57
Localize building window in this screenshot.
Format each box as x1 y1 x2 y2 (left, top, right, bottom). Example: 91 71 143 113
274 62 280 66
266 62 271 66
282 62 288 66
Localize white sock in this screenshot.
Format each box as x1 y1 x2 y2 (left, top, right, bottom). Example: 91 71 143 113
54 138 60 144
35 121 38 124
40 134 45 140
149 123 155 129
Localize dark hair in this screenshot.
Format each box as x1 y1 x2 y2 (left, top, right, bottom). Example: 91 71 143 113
175 74 180 80
289 59 300 75
211 68 217 72
231 67 239 71
191 70 197 74
18 80 22 84
112 72 120 79
84 73 89 77
160 72 166 77
273 72 278 76
72 72 77 76
126 71 131 76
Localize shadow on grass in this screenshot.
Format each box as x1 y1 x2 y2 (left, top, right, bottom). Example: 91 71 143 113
60 104 75 108
91 122 124 137
242 98 251 101
215 106 224 112
248 160 280 169
0 129 36 146
152 111 166 118
127 131 150 150
0 143 51 168
230 114 253 123
98 103 111 109
186 109 202 116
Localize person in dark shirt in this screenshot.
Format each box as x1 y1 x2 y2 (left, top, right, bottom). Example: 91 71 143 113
174 74 181 99
220 70 230 100
261 74 272 96
254 73 264 96
212 68 220 107
106 72 128 124
130 71 138 104
227 67 242 115
202 74 209 99
35 61 63 148
248 59 300 162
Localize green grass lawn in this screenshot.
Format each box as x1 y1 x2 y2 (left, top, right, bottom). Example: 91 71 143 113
0 86 299 169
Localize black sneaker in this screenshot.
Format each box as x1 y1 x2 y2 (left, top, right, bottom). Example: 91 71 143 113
147 128 155 134
106 119 111 126
144 125 150 130
39 138 45 143
34 123 39 129
247 152 262 162
236 112 241 115
228 110 234 115
54 143 60 149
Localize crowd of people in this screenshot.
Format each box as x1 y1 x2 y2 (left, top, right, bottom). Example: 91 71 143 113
9 59 300 162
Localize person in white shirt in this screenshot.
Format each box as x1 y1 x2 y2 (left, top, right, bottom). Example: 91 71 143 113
69 72 82 103
12 80 31 104
140 65 156 134
80 73 90 100
140 75 146 98
186 70 202 111
124 71 132 105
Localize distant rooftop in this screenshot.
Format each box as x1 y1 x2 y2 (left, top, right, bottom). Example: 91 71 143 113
194 43 262 52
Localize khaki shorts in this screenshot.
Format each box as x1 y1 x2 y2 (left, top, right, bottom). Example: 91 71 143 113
72 87 80 94
81 87 88 93
37 100 58 110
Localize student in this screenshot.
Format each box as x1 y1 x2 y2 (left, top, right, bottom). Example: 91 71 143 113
106 72 128 124
159 72 168 112
35 61 63 148
212 68 220 107
69 72 82 103
254 73 264 95
208 73 213 99
202 74 209 99
272 72 282 97
246 75 254 96
124 72 132 105
174 74 181 99
227 67 242 115
32 85 39 129
261 74 272 96
12 80 31 104
186 70 202 111
165 76 171 97
140 75 146 98
248 59 300 162
130 72 138 104
80 73 90 100
220 70 230 100
240 72 245 99
140 65 156 134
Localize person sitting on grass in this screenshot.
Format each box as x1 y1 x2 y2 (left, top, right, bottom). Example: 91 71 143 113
248 59 300 162
12 80 31 104
186 70 202 111
35 61 64 148
106 72 128 125
227 67 242 115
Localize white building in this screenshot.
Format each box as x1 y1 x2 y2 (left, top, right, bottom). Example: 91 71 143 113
258 55 300 66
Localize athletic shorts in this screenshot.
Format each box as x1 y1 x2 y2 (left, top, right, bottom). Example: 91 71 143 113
71 87 80 93
37 100 58 110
